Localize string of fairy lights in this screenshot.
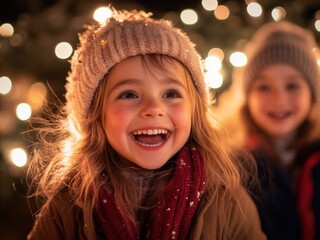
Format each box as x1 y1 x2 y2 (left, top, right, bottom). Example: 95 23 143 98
0 0 319 173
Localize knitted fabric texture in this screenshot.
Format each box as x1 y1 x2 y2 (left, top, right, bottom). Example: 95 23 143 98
95 144 206 239
65 9 206 122
243 21 320 102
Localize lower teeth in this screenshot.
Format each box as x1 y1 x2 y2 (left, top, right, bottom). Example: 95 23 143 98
136 140 164 147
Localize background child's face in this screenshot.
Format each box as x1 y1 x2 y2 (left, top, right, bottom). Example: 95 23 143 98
103 55 192 170
247 63 312 138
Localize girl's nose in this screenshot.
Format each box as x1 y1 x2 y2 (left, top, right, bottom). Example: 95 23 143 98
140 98 165 118
270 89 287 105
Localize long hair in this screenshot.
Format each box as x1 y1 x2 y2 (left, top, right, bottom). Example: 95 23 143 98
27 54 253 229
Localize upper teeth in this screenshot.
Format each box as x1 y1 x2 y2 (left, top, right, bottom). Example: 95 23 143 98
132 129 168 135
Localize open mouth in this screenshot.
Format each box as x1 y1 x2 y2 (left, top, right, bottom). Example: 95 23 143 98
132 129 168 147
268 111 291 119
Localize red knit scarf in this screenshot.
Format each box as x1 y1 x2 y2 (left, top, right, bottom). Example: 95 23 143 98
95 145 206 239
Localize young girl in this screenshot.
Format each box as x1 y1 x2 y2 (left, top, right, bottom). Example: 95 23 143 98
216 21 320 240
27 8 266 239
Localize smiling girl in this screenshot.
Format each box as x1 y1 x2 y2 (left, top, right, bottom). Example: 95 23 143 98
216 21 320 240
27 8 266 240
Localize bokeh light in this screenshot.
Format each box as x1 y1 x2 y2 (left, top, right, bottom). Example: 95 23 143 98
9 148 28 167
205 71 223 89
0 112 16 135
0 23 14 37
271 7 286 21
214 5 230 20
180 9 198 25
93 6 113 24
315 20 320 32
28 82 47 110
208 47 225 61
16 103 32 121
202 0 218 11
55 42 73 59
0 76 12 94
230 51 247 67
247 2 263 17
204 55 222 72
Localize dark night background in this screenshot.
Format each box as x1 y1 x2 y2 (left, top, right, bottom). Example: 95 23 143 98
0 0 319 239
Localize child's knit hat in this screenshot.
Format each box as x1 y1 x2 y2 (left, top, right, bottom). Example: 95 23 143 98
242 21 319 102
65 8 206 122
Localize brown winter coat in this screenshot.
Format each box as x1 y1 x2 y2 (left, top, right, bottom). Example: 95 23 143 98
28 187 266 240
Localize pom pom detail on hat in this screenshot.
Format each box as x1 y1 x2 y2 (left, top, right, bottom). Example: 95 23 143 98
242 21 320 102
65 8 207 123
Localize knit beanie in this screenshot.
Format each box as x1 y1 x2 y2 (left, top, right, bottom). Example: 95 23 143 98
65 8 206 122
243 21 320 102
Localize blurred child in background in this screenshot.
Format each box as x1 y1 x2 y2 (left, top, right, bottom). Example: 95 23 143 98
216 21 320 240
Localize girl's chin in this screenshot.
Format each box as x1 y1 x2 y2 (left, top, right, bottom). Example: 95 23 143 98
267 131 296 140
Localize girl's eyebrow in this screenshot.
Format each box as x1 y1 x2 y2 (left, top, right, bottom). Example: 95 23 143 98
109 77 186 92
162 77 186 89
108 78 141 93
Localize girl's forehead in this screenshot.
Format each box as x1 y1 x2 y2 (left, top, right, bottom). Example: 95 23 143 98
255 64 306 81
261 63 299 71
107 55 190 86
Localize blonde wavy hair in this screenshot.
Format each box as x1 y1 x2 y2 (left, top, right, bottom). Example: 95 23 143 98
28 54 253 229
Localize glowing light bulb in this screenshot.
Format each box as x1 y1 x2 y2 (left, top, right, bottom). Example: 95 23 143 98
0 23 14 37
0 76 12 94
230 51 247 67
247 2 263 17
93 7 113 24
180 9 198 25
202 0 218 11
10 148 28 167
204 56 222 72
16 103 32 121
55 42 73 59
205 71 223 89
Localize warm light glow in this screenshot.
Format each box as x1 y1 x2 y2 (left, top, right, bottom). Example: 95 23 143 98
0 76 12 94
10 148 28 167
205 71 223 89
202 0 218 11
0 23 14 37
312 48 320 66
204 55 222 71
62 140 72 167
93 7 113 24
247 2 263 17
61 117 82 167
0 112 15 135
55 42 73 59
230 51 247 67
16 103 32 121
10 33 23 47
28 82 47 109
208 47 224 61
315 20 320 32
214 5 230 20
271 7 286 21
68 117 82 139
180 9 198 25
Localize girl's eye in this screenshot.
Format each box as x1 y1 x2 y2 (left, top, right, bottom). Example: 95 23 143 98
163 89 181 98
286 83 299 91
255 84 270 92
118 91 138 99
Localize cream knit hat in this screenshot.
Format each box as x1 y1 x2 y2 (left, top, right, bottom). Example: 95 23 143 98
243 21 320 102
65 8 206 122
